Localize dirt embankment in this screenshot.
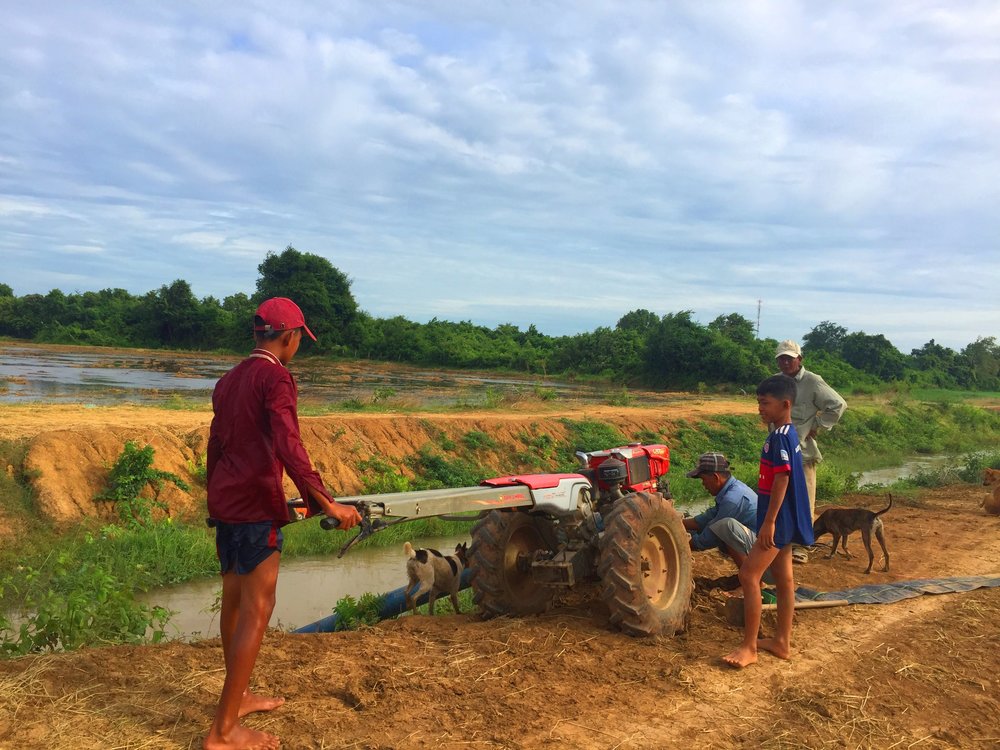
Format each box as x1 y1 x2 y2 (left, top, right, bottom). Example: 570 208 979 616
1 485 999 749
0 399 756 529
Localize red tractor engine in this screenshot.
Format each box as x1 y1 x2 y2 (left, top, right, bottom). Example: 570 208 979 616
580 443 671 503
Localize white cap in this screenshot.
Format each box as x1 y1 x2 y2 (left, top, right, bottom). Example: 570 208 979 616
775 339 802 359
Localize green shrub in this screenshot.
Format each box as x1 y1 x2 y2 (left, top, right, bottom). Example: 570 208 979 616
419 420 456 450
557 419 626 468
815 463 860 501
187 452 208 486
1 553 171 655
406 447 485 489
332 592 386 631
0 439 37 525
901 466 962 488
957 451 1000 483
532 385 557 401
462 430 498 451
95 442 190 527
516 431 556 464
371 387 397 404
483 386 507 409
606 388 635 407
357 456 413 494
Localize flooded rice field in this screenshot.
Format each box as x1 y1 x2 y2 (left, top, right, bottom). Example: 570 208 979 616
0 342 623 408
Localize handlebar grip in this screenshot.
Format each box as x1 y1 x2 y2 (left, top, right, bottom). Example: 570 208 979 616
320 516 341 531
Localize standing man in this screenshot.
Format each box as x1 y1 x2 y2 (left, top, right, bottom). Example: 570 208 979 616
774 339 847 563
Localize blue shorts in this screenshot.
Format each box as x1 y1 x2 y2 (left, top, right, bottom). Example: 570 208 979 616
215 521 283 575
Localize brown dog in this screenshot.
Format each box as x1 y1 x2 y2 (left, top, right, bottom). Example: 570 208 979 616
812 495 891 574
403 541 469 615
984 468 1000 515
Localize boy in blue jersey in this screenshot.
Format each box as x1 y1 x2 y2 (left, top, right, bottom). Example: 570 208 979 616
723 375 814 669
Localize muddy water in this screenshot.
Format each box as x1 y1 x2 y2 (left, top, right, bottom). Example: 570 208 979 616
857 454 961 486
0 342 612 407
142 532 471 640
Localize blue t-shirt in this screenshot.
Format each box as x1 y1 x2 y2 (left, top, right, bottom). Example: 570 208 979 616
689 477 758 551
757 423 814 548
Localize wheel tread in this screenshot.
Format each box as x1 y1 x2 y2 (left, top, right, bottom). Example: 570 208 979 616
597 491 693 637
469 510 554 619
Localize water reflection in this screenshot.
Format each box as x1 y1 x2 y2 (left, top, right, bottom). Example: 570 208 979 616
141 532 472 640
0 346 224 402
0 343 617 407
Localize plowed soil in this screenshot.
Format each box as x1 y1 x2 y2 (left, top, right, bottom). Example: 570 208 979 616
2 400 999 748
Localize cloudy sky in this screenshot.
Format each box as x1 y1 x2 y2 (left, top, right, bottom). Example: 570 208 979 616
2 1 998 352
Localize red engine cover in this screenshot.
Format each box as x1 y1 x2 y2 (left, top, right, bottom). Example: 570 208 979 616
586 444 670 492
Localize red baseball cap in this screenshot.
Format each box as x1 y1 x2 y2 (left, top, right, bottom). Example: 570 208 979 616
253 297 316 341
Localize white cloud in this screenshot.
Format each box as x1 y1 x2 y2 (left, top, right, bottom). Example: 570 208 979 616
0 0 997 352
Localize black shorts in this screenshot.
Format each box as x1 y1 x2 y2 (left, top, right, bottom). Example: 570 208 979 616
215 521 284 575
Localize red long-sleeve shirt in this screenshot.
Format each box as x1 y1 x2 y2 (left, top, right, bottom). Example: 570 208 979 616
206 349 333 525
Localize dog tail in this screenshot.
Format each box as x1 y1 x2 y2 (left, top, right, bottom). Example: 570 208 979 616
404 541 416 559
876 494 893 517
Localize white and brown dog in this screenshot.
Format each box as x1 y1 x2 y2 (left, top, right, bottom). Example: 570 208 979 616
403 541 469 615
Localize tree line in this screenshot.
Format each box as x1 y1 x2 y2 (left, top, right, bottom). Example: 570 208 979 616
1 247 998 392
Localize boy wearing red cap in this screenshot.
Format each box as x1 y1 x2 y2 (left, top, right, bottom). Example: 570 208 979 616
204 297 361 750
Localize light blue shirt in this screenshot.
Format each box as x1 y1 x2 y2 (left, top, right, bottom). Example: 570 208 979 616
689 477 758 551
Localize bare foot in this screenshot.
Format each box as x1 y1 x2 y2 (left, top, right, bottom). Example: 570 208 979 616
239 690 285 718
757 637 790 660
203 723 281 750
721 645 757 668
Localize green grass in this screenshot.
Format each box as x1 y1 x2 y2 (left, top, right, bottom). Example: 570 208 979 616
0 439 40 528
283 515 474 557
909 388 1000 404
159 394 211 411
405 587 475 617
462 430 498 451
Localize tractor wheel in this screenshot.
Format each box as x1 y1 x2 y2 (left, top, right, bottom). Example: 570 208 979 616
469 510 555 619
598 491 693 637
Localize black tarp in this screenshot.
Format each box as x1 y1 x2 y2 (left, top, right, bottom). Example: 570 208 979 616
795 575 1000 605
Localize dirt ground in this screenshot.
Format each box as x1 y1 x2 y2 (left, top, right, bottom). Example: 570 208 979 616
2 484 999 750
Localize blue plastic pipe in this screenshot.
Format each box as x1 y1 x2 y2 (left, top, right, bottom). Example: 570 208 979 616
293 568 474 633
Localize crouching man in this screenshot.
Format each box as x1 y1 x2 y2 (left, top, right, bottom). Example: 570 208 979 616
683 452 760 588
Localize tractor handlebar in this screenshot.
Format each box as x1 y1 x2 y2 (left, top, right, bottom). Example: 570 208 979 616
207 497 401 558
320 516 340 531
